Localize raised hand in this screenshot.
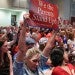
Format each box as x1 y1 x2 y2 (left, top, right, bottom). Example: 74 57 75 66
43 30 56 57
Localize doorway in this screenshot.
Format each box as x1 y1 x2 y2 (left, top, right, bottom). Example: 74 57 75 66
11 15 17 26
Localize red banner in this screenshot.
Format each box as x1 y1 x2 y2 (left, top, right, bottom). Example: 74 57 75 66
29 0 58 29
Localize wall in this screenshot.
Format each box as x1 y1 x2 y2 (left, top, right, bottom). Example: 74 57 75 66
0 9 28 27
0 0 29 27
0 0 12 8
61 0 71 20
70 0 75 17
16 9 29 26
0 0 29 9
12 0 29 9
0 10 11 26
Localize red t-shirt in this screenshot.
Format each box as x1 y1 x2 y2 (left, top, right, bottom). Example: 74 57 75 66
52 64 75 75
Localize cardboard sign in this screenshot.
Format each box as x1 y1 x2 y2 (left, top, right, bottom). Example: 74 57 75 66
29 0 58 29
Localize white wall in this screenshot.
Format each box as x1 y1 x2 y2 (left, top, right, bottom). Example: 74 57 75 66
0 0 29 26
0 9 29 27
0 10 11 26
16 10 29 26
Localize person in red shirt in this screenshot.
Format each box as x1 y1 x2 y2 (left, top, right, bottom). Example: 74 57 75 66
50 47 75 75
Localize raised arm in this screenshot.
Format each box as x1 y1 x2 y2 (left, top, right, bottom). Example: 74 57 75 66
16 15 29 62
42 31 56 57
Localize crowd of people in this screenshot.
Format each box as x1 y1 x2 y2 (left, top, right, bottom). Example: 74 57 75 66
0 15 75 75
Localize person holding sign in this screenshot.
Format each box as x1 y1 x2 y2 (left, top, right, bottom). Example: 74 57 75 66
13 14 56 75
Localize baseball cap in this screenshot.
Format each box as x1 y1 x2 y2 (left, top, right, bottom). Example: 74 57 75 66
39 37 48 45
25 37 36 45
